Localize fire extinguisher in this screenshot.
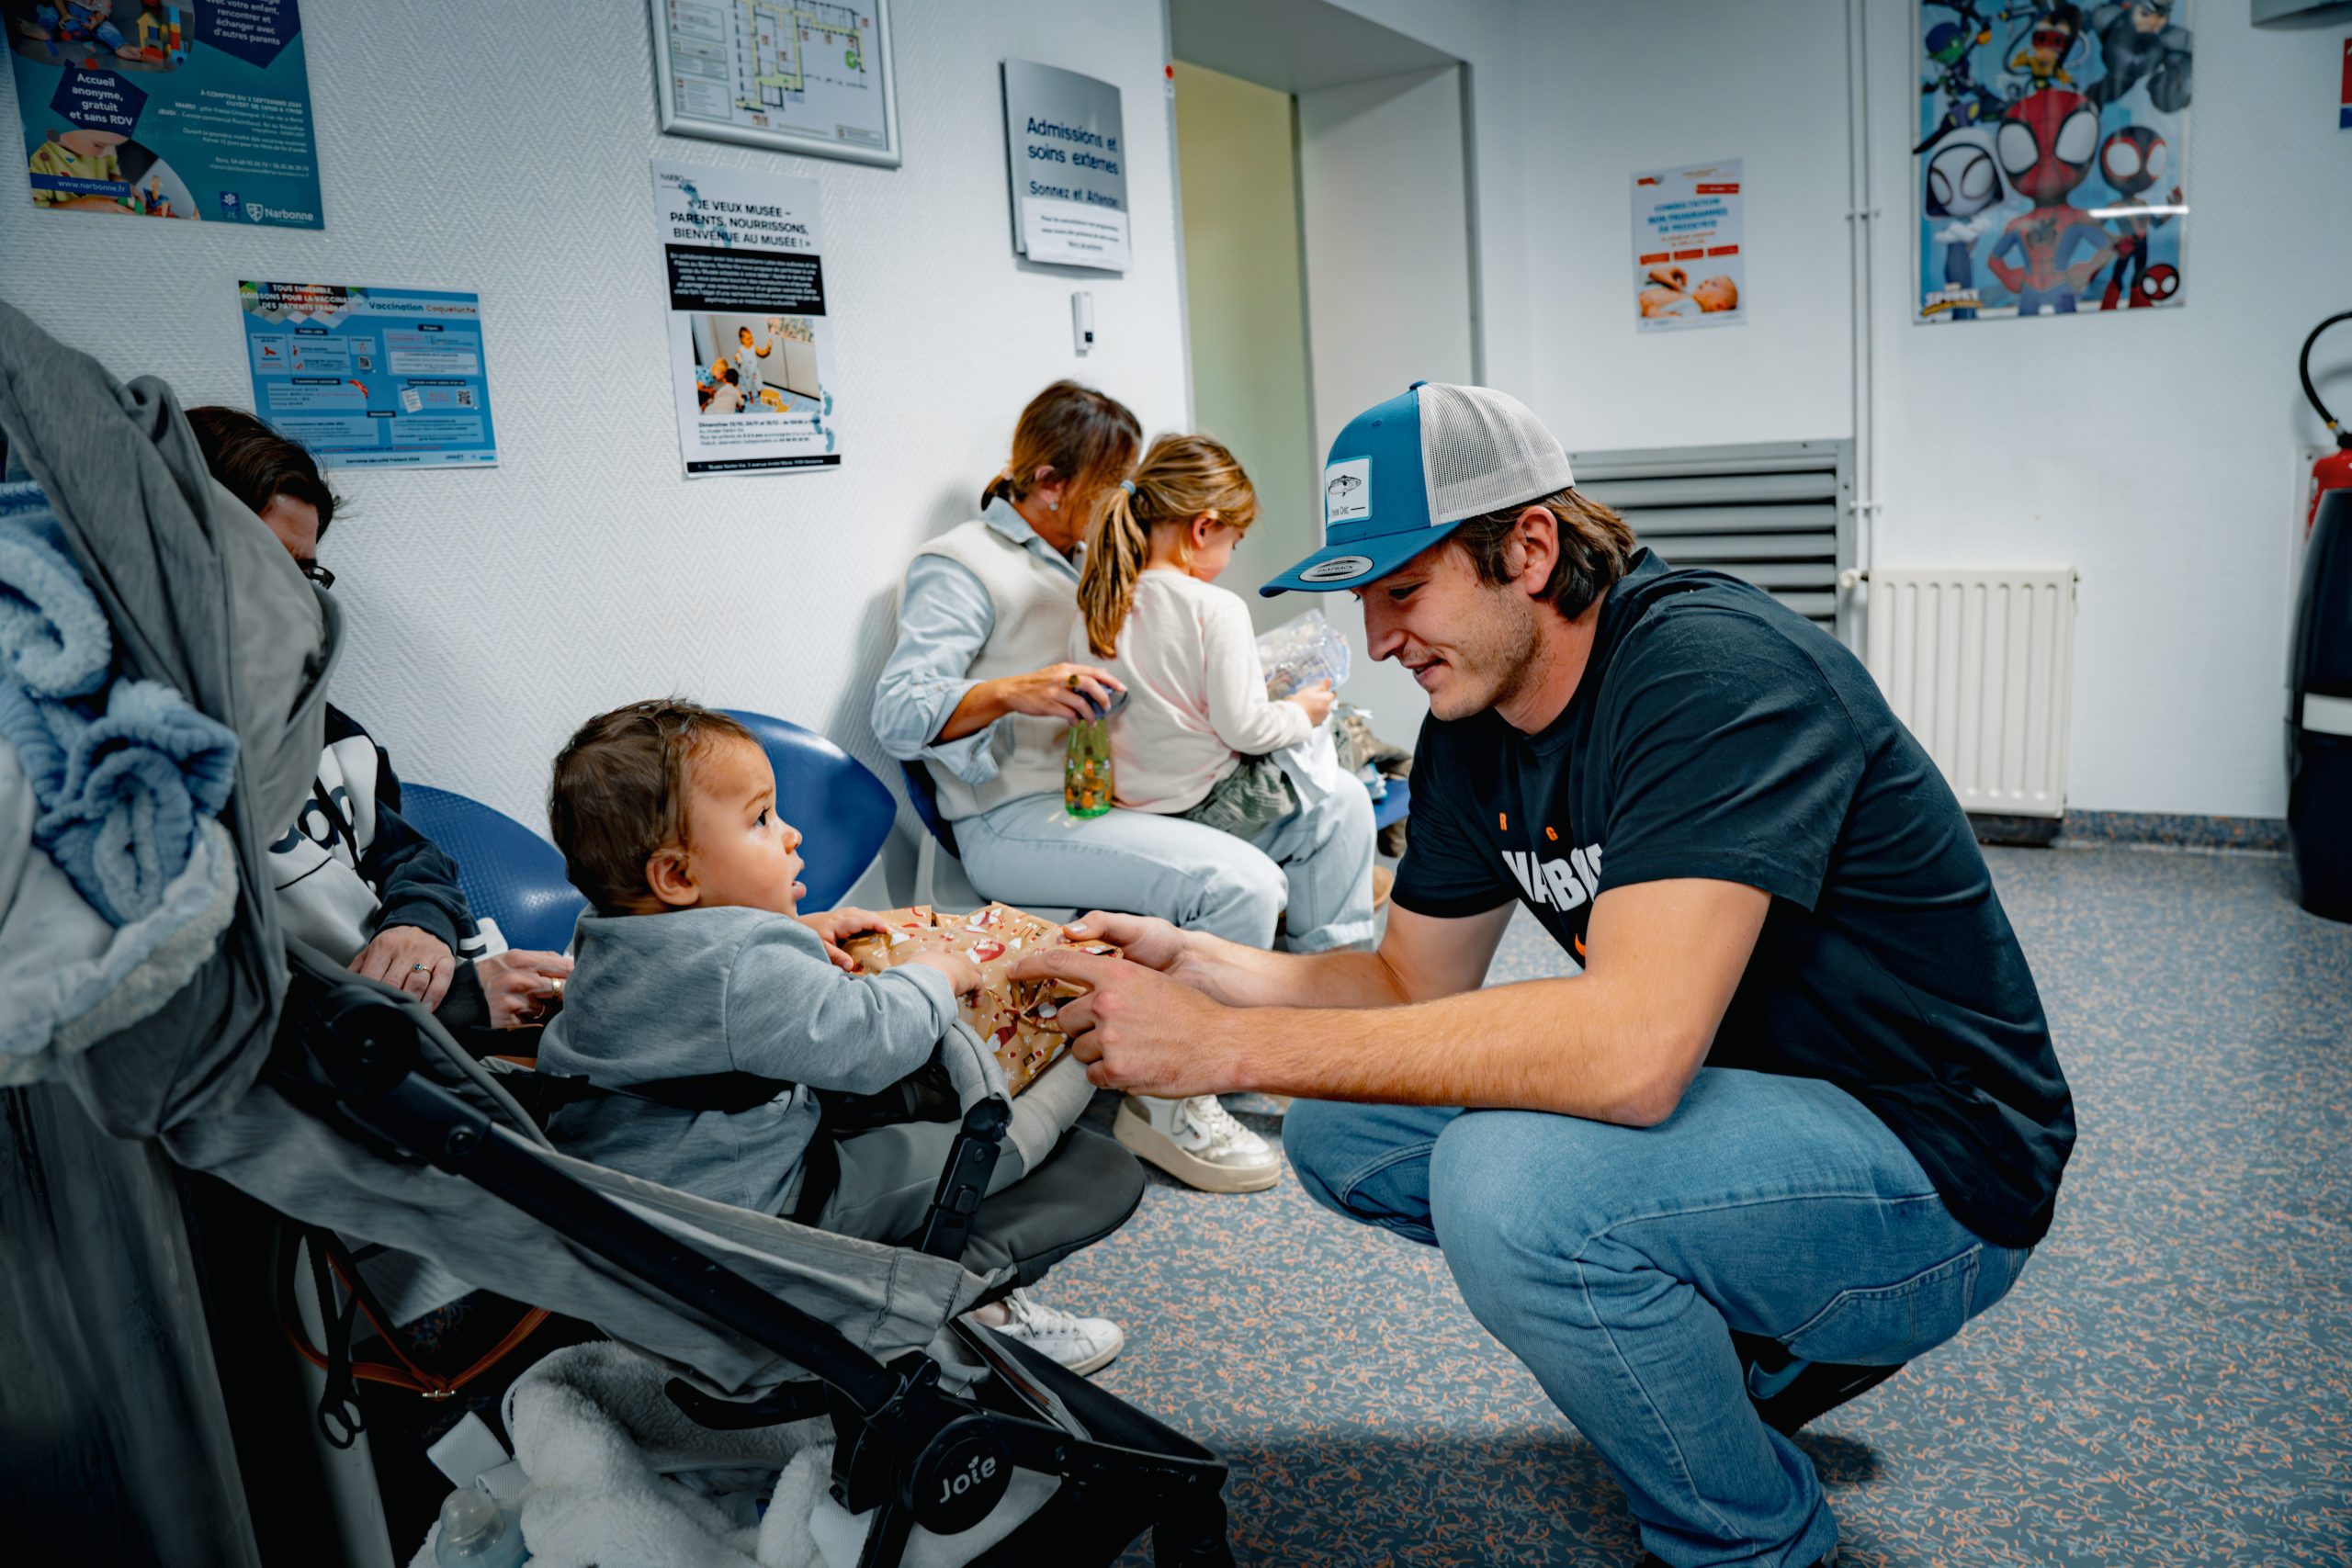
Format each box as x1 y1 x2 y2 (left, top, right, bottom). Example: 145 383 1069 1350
2304 310 2352 535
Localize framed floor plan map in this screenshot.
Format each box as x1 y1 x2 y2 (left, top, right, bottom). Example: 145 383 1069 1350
649 0 899 167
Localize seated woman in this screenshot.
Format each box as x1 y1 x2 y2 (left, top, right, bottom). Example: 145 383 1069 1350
187 407 570 1036
873 384 1367 1194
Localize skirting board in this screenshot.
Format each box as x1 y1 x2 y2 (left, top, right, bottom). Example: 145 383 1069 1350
1971 811 2290 853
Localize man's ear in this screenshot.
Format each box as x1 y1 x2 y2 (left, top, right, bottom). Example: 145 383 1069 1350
1511 504 1560 597
645 848 698 909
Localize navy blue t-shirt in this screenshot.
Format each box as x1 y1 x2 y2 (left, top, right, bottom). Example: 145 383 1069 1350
1393 550 2075 1247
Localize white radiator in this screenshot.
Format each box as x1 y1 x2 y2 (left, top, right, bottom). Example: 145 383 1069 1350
1860 566 2079 819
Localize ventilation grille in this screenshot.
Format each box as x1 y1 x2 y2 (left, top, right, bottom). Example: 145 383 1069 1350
1567 440 1855 643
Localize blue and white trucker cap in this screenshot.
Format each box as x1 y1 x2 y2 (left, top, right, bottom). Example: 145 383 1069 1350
1261 381 1574 596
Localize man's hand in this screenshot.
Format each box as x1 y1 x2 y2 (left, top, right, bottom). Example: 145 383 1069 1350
990 663 1125 725
475 949 574 1028
1012 947 1246 1097
798 906 892 971
351 925 457 1010
1058 910 1192 974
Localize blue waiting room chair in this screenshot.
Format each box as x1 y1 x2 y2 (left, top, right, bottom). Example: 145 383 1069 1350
723 709 896 913
398 784 587 955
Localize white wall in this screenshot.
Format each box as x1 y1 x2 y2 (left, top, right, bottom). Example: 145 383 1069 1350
1295 63 1477 733
0 0 1192 846
1171 62 1320 631
1500 0 2352 820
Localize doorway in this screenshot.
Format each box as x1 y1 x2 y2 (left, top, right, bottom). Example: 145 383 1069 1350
1169 0 1480 734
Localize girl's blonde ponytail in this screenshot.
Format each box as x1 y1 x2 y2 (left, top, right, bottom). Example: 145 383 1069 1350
1075 434 1259 660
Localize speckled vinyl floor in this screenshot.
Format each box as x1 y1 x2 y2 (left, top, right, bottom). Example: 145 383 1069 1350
1050 845 2352 1566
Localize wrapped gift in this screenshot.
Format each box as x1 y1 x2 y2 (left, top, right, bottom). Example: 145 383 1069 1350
842 904 1119 1095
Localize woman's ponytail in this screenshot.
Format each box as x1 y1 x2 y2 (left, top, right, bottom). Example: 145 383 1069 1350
977 380 1141 515
1077 481 1149 659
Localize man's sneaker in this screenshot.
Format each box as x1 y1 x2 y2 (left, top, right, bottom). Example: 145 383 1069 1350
973 1289 1125 1376
1731 1329 1907 1436
1115 1094 1282 1193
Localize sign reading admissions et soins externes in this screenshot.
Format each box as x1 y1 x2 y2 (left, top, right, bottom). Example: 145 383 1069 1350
1001 59 1129 272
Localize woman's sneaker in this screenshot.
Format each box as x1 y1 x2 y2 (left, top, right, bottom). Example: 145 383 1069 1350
971 1288 1125 1375
1115 1094 1282 1193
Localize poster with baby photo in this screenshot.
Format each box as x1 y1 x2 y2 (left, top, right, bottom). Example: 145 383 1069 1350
652 158 839 477
1915 2 2191 322
1630 159 1745 333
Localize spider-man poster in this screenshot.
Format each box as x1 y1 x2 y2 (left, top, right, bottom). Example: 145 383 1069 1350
1915 1 2189 323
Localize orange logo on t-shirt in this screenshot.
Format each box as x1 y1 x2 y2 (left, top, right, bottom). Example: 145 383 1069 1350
1544 827 1558 841
1498 812 1508 831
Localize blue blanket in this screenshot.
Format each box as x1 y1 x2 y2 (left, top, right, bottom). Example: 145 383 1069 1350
0 481 110 700
0 482 238 926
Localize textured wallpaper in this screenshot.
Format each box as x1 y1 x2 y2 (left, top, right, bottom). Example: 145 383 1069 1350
0 0 1193 861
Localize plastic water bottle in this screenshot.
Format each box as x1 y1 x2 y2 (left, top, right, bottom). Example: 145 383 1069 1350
435 1487 529 1568
1064 712 1112 818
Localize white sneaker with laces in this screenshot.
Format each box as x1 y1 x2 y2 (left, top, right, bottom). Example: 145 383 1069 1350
972 1288 1125 1376
1114 1094 1282 1193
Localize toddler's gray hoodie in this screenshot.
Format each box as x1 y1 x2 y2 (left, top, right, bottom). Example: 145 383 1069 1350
537 907 958 1215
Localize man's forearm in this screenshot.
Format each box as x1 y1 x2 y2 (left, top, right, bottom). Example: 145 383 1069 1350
1217 976 1683 1126
1170 931 1410 1011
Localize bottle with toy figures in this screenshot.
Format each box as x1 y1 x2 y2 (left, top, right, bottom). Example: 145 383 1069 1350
1064 714 1112 818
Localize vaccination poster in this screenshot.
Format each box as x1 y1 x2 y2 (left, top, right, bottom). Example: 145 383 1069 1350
651 158 838 478
1916 1 2191 322
8 0 322 227
239 283 499 469
1630 159 1744 333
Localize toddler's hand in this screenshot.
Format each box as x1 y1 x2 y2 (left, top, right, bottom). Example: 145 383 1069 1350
1287 679 1336 725
907 949 983 998
799 906 890 971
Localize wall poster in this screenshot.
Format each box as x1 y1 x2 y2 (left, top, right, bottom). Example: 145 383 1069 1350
1001 59 1130 271
8 0 322 226
1916 1 2191 322
1630 159 1746 332
239 283 497 469
648 0 898 167
652 159 838 478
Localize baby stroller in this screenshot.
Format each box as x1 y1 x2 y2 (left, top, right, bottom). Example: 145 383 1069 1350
0 303 1234 1567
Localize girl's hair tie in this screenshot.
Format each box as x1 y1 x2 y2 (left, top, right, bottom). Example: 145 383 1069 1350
1119 479 1136 495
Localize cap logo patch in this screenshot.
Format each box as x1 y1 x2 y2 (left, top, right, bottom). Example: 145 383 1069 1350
1300 554 1374 583
1323 457 1372 527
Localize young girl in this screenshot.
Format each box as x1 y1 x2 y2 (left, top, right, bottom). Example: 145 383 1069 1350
1072 434 1374 939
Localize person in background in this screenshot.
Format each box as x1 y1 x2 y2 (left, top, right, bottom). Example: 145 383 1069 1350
872 382 1287 1195
186 406 571 1035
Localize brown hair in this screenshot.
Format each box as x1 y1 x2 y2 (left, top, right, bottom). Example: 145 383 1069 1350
186 405 343 539
548 699 755 915
1445 488 1637 621
978 380 1142 518
1076 433 1259 659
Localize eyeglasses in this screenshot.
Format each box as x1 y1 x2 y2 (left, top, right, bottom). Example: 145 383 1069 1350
299 558 335 589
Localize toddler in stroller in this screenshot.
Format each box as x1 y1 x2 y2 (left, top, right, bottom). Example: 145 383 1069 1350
539 698 1125 1371
0 300 1231 1568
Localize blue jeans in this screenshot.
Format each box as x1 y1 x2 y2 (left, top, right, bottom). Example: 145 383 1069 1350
1286 1069 2033 1567
956 781 1375 952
